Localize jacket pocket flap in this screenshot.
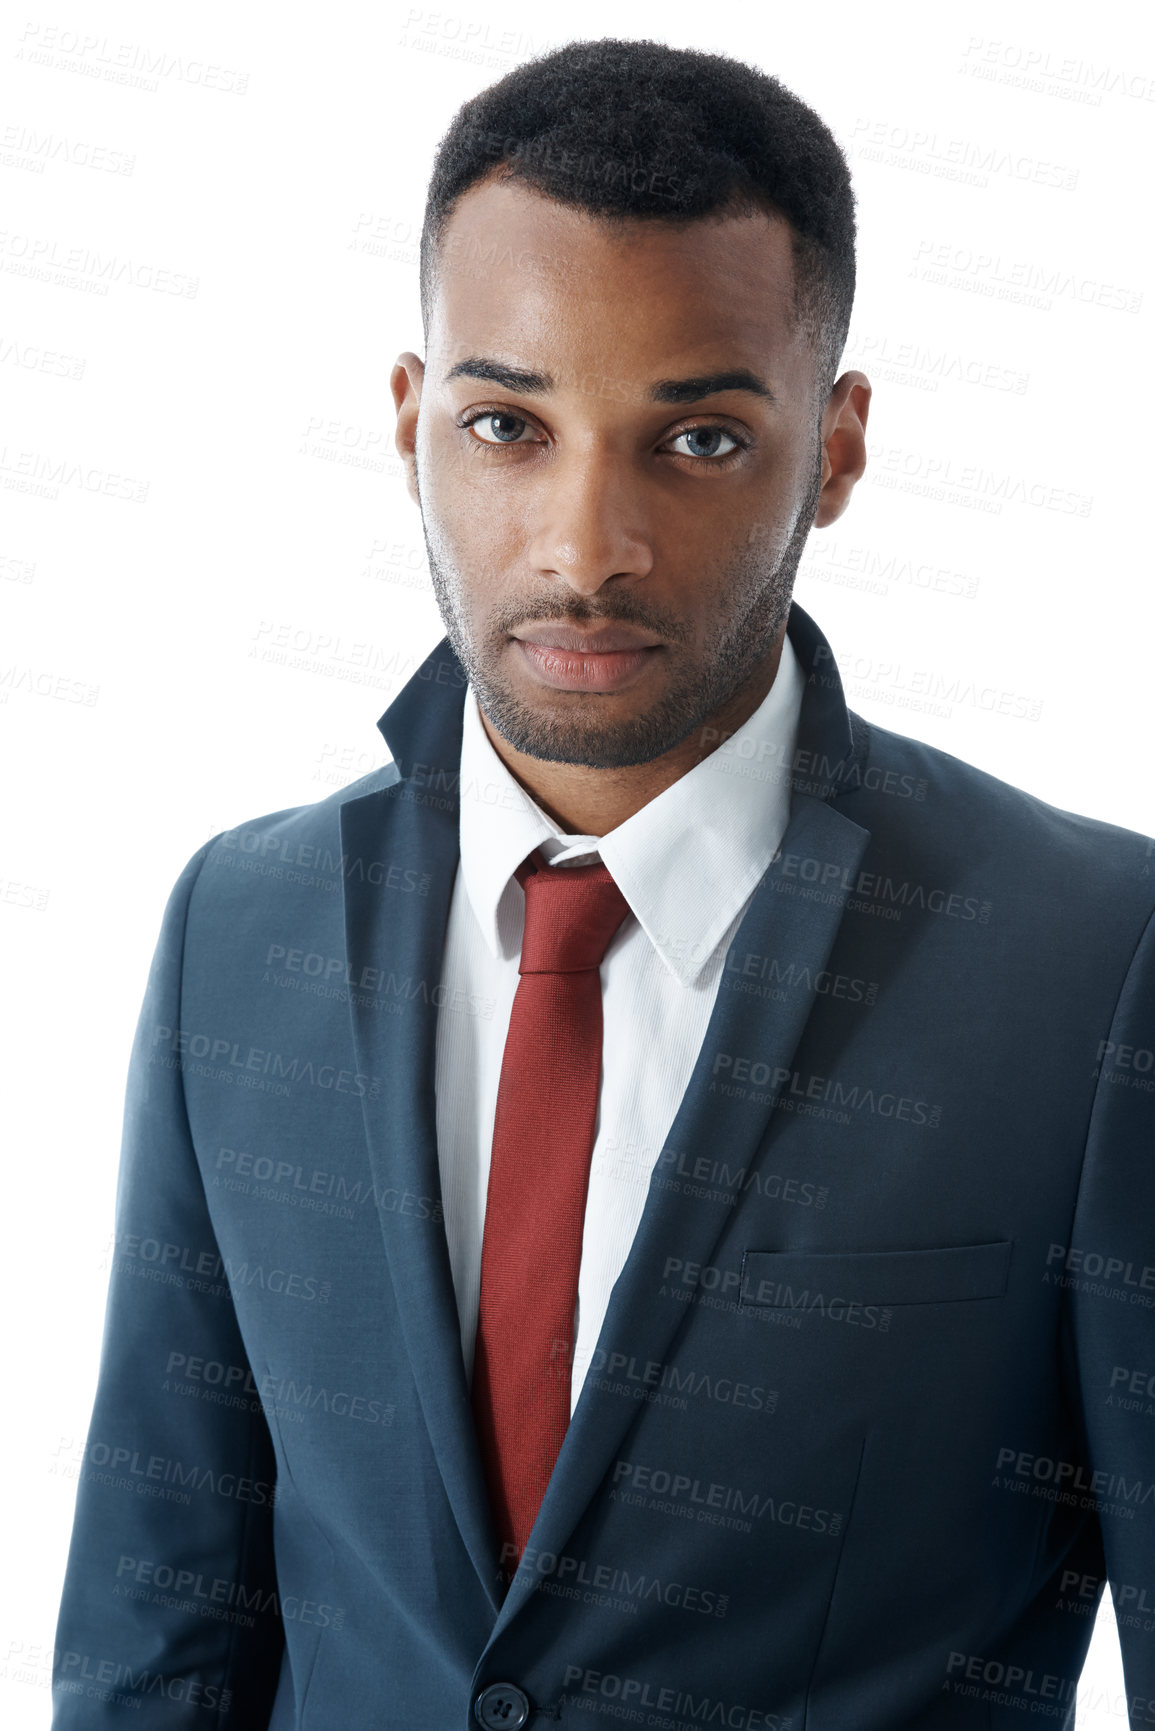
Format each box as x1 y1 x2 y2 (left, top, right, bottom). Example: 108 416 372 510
740 1239 1013 1307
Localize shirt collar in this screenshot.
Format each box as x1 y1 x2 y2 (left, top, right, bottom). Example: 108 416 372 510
457 633 804 988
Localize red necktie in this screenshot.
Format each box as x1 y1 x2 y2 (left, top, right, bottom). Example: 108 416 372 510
470 844 633 1577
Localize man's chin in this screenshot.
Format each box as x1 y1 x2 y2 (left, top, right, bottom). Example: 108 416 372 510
475 681 697 773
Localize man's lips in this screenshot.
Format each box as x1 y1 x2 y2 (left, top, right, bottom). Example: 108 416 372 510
512 636 663 693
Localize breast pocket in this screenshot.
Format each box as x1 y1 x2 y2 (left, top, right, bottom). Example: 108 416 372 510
739 1239 1013 1309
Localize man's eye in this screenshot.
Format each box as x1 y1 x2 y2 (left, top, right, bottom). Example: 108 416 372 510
465 412 536 445
667 426 743 460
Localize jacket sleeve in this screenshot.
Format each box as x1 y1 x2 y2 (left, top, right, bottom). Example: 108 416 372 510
51 840 284 1727
1066 903 1155 1729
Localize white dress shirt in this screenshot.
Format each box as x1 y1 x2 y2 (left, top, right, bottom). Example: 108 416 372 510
433 634 805 1416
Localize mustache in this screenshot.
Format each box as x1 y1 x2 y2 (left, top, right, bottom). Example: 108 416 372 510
497 604 685 642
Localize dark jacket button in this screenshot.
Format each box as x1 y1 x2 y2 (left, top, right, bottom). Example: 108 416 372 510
474 1682 531 1729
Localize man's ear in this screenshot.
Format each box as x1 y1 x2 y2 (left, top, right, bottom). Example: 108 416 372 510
390 351 425 508
814 370 872 528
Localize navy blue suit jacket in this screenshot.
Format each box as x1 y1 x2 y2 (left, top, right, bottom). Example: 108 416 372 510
52 603 1155 1729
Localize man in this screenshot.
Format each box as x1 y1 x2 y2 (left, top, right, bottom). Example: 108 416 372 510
52 37 1155 1731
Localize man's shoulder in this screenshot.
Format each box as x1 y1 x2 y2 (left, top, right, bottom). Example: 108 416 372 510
214 760 402 849
847 711 1155 915
186 761 407 914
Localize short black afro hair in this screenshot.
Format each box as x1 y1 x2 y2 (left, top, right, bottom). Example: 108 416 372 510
419 37 857 397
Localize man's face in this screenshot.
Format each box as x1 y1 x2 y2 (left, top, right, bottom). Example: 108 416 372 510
393 174 864 771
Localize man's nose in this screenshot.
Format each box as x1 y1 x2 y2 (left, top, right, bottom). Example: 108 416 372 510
525 447 654 593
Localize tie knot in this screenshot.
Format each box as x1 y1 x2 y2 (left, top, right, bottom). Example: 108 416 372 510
514 846 632 974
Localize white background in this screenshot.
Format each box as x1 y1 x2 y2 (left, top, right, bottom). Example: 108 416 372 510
2 1 1152 1724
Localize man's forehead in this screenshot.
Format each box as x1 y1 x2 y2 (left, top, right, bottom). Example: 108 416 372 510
430 175 802 369
437 175 795 292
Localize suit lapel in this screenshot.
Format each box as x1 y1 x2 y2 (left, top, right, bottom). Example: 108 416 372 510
489 600 875 1628
340 646 504 1613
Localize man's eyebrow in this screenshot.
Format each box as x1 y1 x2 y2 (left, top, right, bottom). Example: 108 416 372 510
442 357 776 405
649 369 775 405
443 357 554 393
